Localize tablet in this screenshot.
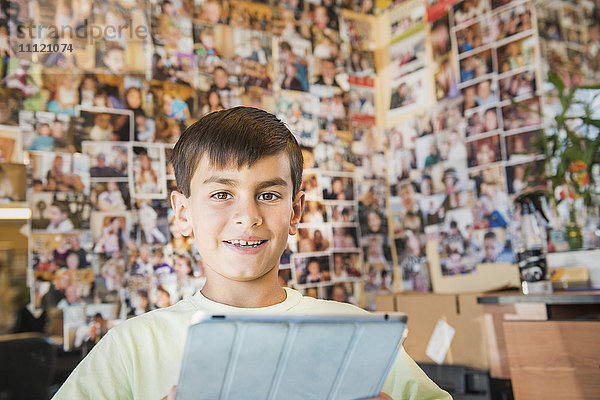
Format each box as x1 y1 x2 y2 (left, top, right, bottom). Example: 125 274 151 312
176 312 408 400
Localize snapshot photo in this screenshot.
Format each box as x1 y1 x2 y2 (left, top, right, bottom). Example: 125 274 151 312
129 144 167 199
75 106 134 143
82 142 129 178
0 162 26 202
292 253 332 287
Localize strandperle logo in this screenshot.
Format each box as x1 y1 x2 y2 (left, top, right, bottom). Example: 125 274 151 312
15 18 149 45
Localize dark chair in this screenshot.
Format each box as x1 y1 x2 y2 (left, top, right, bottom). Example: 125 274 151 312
0 333 56 400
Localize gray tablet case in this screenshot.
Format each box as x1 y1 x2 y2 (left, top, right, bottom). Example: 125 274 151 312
176 313 408 400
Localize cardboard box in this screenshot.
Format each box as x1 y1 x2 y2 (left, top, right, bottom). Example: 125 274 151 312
426 242 521 294
376 292 489 370
504 320 600 400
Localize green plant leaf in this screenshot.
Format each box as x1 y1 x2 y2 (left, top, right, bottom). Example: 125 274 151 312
509 98 544 117
548 72 565 95
577 84 600 90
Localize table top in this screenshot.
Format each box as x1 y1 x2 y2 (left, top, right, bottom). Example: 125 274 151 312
477 290 600 305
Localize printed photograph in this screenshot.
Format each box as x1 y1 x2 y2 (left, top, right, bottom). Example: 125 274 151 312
292 254 332 287
277 37 311 92
346 50 376 78
501 96 542 132
90 211 131 254
430 15 451 59
455 20 491 54
324 282 358 304
229 0 273 31
332 226 360 250
467 134 502 167
331 251 363 281
301 201 329 224
129 144 167 199
30 232 91 278
0 88 22 126
340 15 374 49
90 181 131 212
396 231 430 291
389 0 426 43
505 130 541 162
461 79 497 111
0 125 21 162
297 224 333 253
506 159 545 194
459 49 493 83
29 151 88 194
497 35 537 74
300 171 322 200
271 1 310 41
465 107 500 137
491 3 534 42
389 69 430 114
194 0 230 24
432 209 479 276
452 0 490 25
82 142 129 178
498 70 537 101
20 111 73 153
275 91 318 147
362 233 392 264
389 30 427 80
75 106 134 143
134 199 171 246
0 162 26 202
321 174 355 201
329 203 357 223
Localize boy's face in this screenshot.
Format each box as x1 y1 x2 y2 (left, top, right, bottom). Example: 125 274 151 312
171 153 304 284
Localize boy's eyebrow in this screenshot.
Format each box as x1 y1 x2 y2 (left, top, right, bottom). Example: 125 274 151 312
203 176 238 186
202 176 289 190
256 178 289 191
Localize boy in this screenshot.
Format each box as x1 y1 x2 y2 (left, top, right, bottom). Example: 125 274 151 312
53 107 449 399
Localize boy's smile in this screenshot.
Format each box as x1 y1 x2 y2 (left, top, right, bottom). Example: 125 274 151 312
171 152 304 294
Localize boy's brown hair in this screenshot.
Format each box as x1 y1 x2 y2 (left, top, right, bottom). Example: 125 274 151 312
171 107 304 198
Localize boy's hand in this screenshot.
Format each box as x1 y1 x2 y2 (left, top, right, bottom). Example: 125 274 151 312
361 393 393 400
161 385 177 400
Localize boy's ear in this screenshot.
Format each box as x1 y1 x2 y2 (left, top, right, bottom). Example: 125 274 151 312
289 190 305 235
170 191 194 237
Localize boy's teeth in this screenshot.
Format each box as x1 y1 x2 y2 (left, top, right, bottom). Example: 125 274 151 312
229 239 263 246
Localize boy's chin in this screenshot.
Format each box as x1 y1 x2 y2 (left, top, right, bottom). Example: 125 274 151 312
219 264 279 283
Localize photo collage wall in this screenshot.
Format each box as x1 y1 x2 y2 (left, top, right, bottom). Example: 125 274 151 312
0 0 397 348
535 0 600 87
2 0 600 347
386 0 549 291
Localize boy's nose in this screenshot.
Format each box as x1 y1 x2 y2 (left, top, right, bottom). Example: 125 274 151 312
234 200 263 227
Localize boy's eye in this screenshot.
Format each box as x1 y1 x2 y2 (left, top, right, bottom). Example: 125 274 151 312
258 192 280 201
211 192 232 200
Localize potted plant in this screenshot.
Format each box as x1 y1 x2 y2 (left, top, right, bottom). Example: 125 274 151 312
516 72 600 248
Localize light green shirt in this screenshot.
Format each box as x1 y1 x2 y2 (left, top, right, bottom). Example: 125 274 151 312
53 287 451 400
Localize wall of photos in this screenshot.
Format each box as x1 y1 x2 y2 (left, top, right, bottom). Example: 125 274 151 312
0 0 599 346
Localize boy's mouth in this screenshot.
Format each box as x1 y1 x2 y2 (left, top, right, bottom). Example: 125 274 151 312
223 239 267 248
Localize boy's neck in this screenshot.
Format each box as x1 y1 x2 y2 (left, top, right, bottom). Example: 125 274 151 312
200 275 287 308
